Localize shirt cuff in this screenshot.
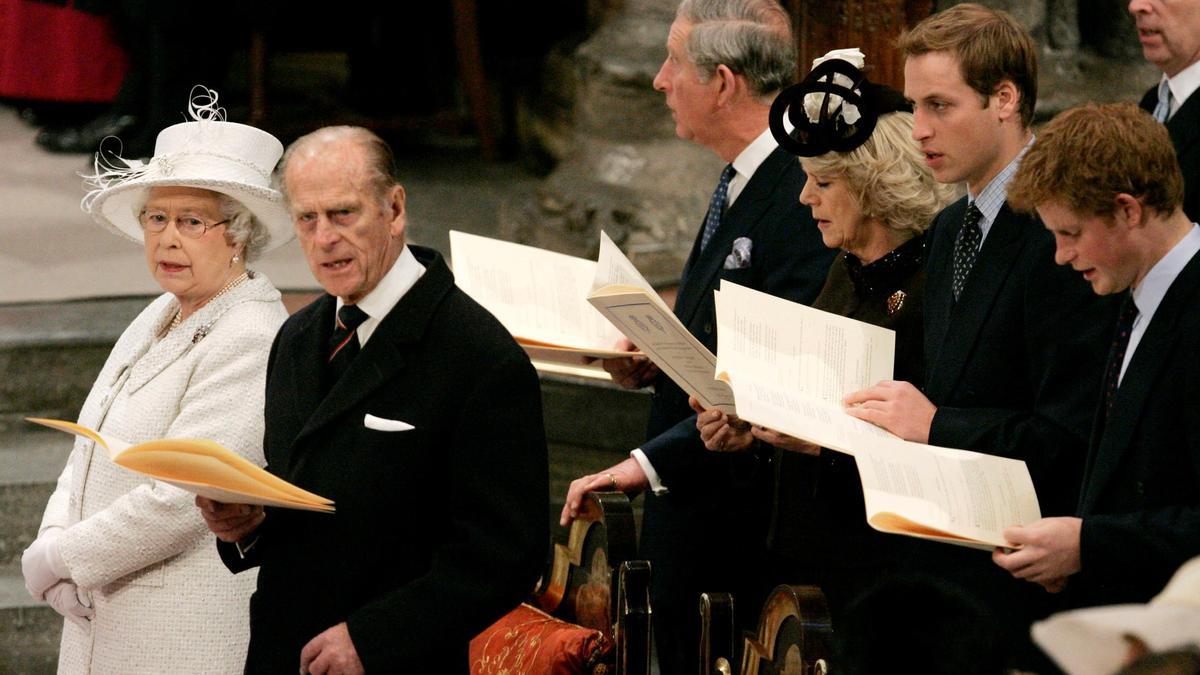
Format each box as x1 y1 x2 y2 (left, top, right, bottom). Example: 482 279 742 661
234 534 260 559
631 449 669 495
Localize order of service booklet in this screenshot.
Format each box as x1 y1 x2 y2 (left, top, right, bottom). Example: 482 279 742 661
28 418 334 513
449 230 638 367
711 281 1041 550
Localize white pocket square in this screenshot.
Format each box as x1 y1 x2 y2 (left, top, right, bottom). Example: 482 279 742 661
363 414 415 432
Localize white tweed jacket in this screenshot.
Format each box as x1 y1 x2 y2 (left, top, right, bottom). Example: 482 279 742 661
38 273 287 675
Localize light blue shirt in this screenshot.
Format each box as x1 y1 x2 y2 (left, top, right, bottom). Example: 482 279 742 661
1121 224 1200 383
966 136 1035 245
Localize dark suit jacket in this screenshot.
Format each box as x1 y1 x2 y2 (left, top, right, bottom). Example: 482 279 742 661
1141 84 1200 222
220 247 548 673
1075 247 1200 606
906 198 1116 661
923 199 1115 516
640 145 835 488
636 145 834 675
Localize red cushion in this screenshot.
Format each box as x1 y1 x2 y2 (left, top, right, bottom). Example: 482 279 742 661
470 603 613 674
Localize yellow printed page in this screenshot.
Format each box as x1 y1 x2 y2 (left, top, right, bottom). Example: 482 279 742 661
27 418 334 512
450 230 626 354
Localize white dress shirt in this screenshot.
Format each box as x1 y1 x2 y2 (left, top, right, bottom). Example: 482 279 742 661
1160 59 1200 121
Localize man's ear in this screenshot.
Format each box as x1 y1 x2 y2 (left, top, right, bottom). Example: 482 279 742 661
1113 193 1144 230
992 79 1020 121
713 64 740 107
387 185 407 238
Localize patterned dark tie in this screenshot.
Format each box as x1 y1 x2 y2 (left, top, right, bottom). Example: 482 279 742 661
952 203 984 301
327 304 370 389
1102 292 1139 419
1153 78 1172 123
700 164 737 252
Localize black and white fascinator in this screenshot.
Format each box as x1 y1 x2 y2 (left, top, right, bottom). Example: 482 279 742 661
770 48 911 157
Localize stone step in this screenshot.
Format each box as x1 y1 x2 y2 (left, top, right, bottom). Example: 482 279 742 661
0 429 70 568
0 565 61 675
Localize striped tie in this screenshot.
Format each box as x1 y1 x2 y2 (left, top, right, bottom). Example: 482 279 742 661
327 304 369 389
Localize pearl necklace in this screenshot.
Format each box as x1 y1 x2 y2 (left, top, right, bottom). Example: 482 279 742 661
166 271 250 333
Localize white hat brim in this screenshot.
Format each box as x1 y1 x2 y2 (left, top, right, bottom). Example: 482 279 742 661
87 176 294 253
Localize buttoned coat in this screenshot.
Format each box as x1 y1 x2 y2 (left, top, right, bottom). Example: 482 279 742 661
38 274 286 674
1141 85 1200 222
1075 248 1200 606
220 247 548 673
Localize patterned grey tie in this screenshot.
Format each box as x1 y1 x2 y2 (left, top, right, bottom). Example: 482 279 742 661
700 164 736 252
1153 79 1173 123
952 203 984 301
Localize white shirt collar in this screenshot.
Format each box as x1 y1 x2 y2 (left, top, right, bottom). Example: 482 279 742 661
1121 224 1200 382
335 245 425 346
727 127 779 207
1164 59 1200 119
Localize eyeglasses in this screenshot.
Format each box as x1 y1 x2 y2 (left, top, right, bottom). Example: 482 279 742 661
138 210 230 239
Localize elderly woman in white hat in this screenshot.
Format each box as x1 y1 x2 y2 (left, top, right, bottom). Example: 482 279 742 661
20 88 291 674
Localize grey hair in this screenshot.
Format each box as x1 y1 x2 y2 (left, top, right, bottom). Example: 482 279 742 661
676 0 796 100
215 194 270 262
276 126 401 207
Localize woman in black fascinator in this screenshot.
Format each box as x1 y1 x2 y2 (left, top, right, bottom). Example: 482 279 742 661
695 49 956 622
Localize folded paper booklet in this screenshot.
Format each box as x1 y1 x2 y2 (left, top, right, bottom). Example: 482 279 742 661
449 230 638 368
28 418 334 513
712 281 1040 550
586 231 737 412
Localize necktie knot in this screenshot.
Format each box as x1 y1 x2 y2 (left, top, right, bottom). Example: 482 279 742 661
700 164 737 252
951 203 984 301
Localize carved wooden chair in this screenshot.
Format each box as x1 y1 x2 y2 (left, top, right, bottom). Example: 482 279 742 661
470 491 651 674
700 585 833 675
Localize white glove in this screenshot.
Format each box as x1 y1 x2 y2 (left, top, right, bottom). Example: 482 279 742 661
21 528 71 600
43 581 93 630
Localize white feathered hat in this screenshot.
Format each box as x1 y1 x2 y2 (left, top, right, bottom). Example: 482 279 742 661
81 86 294 253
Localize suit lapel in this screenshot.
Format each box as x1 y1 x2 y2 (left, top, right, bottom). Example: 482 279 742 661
925 204 1029 402
1167 93 1200 160
674 147 793 326
1079 251 1200 512
292 249 454 448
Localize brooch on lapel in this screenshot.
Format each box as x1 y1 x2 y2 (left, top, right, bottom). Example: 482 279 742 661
723 237 753 270
887 290 907 316
192 323 212 344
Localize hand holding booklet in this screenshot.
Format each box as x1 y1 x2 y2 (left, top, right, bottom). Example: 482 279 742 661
710 281 1040 550
28 418 334 513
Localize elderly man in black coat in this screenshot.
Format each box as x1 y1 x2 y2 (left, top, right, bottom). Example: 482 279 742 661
199 126 548 674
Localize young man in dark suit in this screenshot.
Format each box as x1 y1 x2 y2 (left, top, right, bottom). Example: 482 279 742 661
1130 0 1200 221
559 1 834 671
198 126 548 674
843 3 1115 664
995 101 1200 609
